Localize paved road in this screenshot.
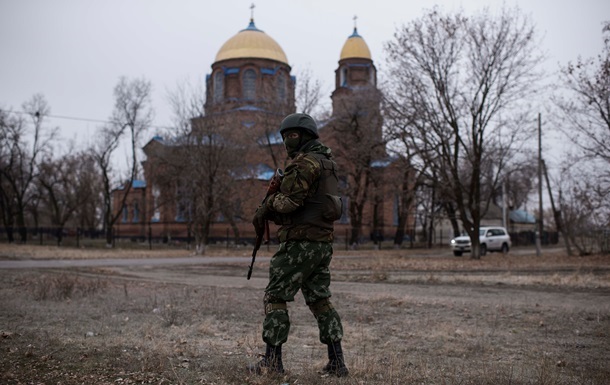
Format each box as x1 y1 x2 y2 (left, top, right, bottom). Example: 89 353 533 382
1 247 606 315
0 246 563 269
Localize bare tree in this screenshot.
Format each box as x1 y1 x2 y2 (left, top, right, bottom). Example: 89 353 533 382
72 152 102 235
553 21 610 243
0 108 19 242
93 77 153 246
330 91 385 246
383 131 430 246
0 95 57 242
295 65 327 117
384 6 544 258
502 158 538 211
163 82 243 253
557 166 608 254
37 151 88 244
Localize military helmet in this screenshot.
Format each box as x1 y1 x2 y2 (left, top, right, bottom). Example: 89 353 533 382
279 113 319 139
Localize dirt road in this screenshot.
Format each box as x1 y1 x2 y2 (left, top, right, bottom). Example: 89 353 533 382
1 245 609 384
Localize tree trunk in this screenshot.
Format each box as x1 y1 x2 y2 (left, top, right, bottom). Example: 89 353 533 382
105 227 113 248
6 226 15 243
444 202 461 237
393 168 413 247
16 209 27 243
393 215 408 247
57 227 64 246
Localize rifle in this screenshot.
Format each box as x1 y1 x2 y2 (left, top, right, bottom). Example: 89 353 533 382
247 168 284 280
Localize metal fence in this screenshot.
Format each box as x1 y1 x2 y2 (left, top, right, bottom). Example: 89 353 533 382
4 227 606 254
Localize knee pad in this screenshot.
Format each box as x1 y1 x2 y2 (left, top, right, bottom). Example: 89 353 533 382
264 292 287 315
308 298 334 317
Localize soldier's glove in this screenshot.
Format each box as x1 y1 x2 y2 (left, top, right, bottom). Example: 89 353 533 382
252 204 269 238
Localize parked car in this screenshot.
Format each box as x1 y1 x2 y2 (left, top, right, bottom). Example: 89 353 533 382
450 226 511 257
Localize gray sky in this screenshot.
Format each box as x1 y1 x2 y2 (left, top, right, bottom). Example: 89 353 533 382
1 0 608 164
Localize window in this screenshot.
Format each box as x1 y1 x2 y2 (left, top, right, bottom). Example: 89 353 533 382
133 202 139 223
175 182 191 222
277 74 286 101
122 206 128 223
243 69 256 100
340 67 348 86
214 71 224 102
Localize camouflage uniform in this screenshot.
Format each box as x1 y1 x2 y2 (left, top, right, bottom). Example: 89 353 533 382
262 141 344 346
250 113 348 377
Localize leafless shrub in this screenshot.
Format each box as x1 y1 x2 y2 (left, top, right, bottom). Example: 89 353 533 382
31 274 107 301
151 289 196 327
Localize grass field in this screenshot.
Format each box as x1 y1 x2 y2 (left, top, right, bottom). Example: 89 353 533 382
0 244 609 384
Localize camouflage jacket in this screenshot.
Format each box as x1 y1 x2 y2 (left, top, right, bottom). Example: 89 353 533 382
265 140 335 243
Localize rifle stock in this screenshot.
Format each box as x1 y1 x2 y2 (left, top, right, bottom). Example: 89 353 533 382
247 168 283 280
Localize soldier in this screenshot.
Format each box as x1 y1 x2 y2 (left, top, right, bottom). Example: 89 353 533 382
249 113 348 377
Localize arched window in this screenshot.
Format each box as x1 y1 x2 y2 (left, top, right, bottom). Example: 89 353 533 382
340 67 348 87
214 71 224 103
277 74 286 101
243 69 256 100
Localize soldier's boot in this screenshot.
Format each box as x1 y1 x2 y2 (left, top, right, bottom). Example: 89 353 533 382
321 341 349 377
247 343 285 374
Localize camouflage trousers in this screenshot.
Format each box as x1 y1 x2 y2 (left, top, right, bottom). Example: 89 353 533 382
262 240 344 346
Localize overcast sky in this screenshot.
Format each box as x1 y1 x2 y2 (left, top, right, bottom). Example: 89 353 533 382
1 0 608 164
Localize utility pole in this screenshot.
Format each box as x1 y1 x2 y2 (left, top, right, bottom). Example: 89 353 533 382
536 113 543 256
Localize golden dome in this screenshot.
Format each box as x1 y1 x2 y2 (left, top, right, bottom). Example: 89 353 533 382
215 20 288 65
339 28 372 60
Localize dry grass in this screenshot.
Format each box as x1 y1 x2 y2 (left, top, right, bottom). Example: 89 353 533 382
0 244 609 384
0 243 255 260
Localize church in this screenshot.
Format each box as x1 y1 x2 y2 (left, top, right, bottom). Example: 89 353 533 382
112 15 415 246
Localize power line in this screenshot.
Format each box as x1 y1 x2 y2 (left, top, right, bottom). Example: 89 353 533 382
1 109 172 130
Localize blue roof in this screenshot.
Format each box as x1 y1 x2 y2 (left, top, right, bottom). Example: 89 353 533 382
132 180 146 189
115 179 146 191
232 163 275 181
234 105 265 112
371 157 396 168
223 67 240 75
509 209 536 224
261 67 279 75
257 130 283 146
256 164 276 181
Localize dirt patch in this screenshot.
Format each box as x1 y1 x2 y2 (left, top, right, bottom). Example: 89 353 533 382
0 245 609 384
